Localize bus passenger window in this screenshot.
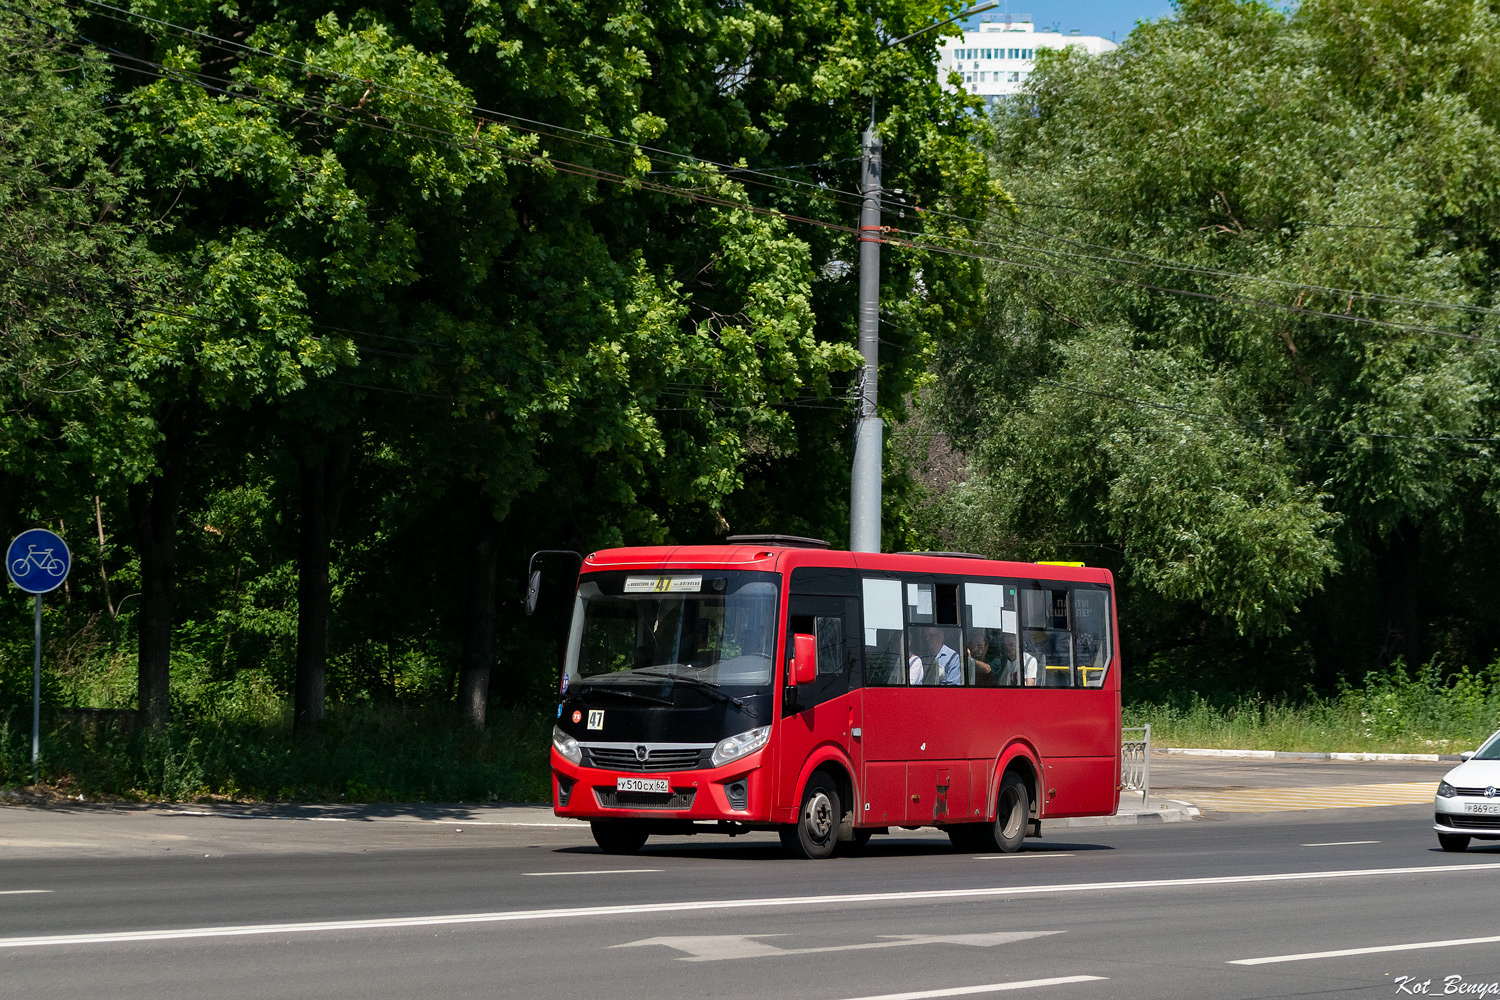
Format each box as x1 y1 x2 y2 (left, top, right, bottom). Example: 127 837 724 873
1072 589 1111 687
907 582 935 625
964 582 1020 686
863 578 906 686
907 626 963 686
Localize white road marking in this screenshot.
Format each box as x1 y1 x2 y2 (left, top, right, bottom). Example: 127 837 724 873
0 891 51 896
524 869 663 877
1230 933 1500 965
614 930 1062 961
1 863 1496 950
974 854 1075 861
840 976 1107 1000
1301 841 1379 847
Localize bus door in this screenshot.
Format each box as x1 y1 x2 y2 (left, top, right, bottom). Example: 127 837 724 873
779 592 861 824
859 576 974 827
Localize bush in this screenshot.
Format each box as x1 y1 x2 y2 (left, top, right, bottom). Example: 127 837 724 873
0 701 554 803
1127 658 1500 753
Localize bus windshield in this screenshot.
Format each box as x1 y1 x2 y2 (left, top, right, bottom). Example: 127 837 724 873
564 571 780 688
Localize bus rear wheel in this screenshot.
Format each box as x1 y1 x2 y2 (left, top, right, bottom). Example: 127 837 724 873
591 820 649 855
780 772 841 860
971 773 1030 854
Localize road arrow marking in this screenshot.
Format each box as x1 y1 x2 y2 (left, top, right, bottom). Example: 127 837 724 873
613 930 1062 962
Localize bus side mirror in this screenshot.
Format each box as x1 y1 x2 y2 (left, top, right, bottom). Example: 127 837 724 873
792 633 817 686
525 569 542 616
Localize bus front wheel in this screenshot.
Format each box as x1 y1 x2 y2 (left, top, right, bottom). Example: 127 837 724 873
780 772 841 860
591 820 649 855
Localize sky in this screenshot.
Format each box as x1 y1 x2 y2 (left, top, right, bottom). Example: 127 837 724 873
958 1 1181 44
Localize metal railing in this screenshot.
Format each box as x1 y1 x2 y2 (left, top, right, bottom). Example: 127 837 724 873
1121 724 1151 805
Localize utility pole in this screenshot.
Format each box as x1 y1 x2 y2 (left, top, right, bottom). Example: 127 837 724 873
847 0 996 554
849 122 884 553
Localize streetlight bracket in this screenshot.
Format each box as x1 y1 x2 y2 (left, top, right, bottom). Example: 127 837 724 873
884 0 999 49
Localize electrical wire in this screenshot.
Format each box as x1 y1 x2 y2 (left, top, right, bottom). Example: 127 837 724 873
63 0 873 204
1040 378 1500 446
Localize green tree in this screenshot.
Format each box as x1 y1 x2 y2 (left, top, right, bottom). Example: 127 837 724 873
929 0 1500 694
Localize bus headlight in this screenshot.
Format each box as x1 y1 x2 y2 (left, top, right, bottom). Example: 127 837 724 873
552 726 582 766
711 726 771 768
1438 781 1457 798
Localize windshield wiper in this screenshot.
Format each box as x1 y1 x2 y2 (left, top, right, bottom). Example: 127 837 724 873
635 670 755 714
573 684 675 707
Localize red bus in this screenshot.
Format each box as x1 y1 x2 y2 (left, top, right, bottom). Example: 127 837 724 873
548 535 1121 858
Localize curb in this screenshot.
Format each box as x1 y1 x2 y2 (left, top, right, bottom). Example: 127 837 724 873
1045 797 1201 829
1161 747 1465 762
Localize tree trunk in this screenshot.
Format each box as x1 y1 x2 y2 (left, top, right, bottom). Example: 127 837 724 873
1376 517 1422 670
127 406 188 730
458 500 503 729
293 437 354 738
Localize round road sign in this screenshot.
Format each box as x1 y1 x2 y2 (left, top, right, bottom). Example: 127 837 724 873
6 529 71 594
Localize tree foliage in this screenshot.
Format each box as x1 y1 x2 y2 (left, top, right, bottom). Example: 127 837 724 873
1 0 994 739
927 0 1500 696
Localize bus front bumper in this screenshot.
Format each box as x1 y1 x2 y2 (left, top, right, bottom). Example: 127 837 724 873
551 748 770 824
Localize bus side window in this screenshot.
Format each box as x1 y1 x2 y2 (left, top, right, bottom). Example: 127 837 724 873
863 578 905 686
1072 588 1111 688
964 581 1017 686
815 616 845 677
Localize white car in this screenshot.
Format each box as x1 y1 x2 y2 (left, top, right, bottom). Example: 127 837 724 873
1434 728 1500 852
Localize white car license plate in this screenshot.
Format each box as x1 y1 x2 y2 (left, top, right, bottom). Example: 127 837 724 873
617 777 670 794
1464 802 1500 814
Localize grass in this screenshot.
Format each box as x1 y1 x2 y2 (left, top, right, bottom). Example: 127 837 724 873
0 701 554 803
1126 660 1500 754
8 649 1500 802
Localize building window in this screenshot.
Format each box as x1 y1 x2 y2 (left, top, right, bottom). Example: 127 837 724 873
1008 71 1020 82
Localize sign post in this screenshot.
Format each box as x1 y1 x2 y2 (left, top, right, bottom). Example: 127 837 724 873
6 529 71 783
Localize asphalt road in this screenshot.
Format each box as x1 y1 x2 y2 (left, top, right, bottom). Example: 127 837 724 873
1 756 1496 1000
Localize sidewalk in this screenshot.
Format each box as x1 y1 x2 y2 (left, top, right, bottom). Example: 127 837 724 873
1046 794 1200 829
1162 747 1466 762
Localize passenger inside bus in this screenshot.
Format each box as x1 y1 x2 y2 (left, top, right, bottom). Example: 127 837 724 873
998 633 1039 686
908 627 962 685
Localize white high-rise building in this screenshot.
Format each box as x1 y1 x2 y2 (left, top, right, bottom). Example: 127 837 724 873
937 15 1116 111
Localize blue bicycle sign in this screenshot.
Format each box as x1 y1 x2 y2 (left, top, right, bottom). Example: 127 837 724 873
6 529 71 595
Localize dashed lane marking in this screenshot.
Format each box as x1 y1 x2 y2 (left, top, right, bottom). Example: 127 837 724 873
1301 841 1379 847
0 891 51 896
841 977 1107 1000
524 869 663 877
1183 782 1434 813
1229 933 1500 965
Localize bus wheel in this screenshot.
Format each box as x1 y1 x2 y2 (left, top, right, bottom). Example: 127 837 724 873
591 821 649 855
991 773 1030 854
1438 833 1470 853
781 772 840 859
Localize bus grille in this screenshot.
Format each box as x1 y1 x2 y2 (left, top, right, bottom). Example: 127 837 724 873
583 746 708 772
595 788 697 810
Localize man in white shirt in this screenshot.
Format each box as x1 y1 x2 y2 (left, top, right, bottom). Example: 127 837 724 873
998 633 1039 686
909 629 962 686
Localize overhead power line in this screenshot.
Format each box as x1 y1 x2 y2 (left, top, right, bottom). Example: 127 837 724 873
64 0 871 204
1041 378 1500 447
22 1 1500 356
